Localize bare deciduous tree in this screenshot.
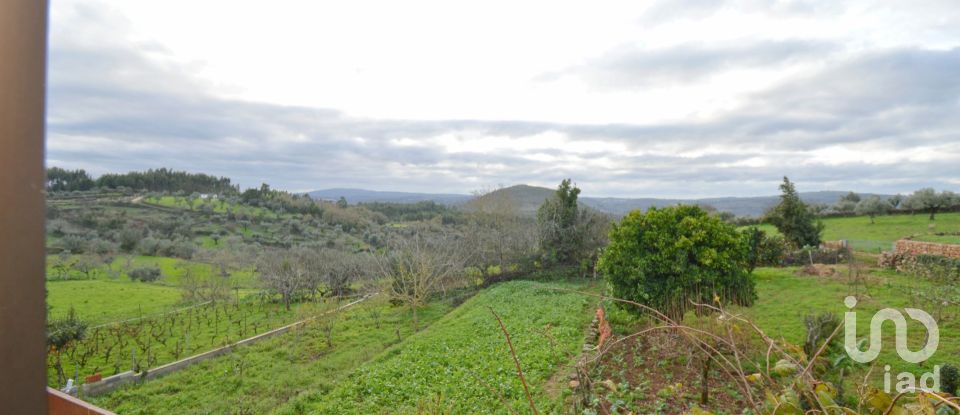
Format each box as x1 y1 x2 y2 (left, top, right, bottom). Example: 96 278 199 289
375 232 466 330
257 248 321 310
465 187 537 273
316 249 372 298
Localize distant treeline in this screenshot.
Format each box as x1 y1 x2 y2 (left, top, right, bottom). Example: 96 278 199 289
46 167 237 194
360 200 463 223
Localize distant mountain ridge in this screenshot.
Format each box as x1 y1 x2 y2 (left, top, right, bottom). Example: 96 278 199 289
307 188 471 205
307 186 893 217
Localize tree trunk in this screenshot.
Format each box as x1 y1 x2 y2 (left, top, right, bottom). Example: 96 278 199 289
412 304 419 331
929 209 937 221
700 354 712 405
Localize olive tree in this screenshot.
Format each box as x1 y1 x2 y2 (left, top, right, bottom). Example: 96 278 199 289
599 205 757 321
905 188 959 220
855 196 892 224
888 194 904 209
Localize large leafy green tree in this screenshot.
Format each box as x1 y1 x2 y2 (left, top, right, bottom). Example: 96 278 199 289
598 205 756 321
766 177 823 248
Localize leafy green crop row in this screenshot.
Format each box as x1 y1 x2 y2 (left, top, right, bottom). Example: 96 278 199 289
301 280 594 414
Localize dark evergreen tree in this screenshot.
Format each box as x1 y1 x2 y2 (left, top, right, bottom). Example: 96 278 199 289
536 179 582 264
766 177 823 248
46 167 95 191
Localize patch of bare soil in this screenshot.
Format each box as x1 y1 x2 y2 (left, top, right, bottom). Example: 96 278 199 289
582 330 748 415
797 263 844 278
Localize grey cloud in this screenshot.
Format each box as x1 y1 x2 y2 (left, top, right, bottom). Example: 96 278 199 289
539 40 838 88
47 5 960 197
751 47 960 118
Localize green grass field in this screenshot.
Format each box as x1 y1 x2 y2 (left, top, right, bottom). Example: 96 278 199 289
46 254 261 325
91 296 453 415
47 280 185 324
47 255 258 287
739 267 958 379
303 280 596 414
745 212 960 252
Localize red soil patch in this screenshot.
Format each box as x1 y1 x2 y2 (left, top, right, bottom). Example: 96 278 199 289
583 330 748 414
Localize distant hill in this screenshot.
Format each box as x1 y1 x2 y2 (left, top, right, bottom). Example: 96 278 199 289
476 185 555 214
306 188 470 205
307 186 892 217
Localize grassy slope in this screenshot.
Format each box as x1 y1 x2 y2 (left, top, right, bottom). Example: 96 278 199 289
739 267 959 377
303 280 595 415
91 297 452 415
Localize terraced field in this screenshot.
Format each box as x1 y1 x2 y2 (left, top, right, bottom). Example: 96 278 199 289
303 280 596 414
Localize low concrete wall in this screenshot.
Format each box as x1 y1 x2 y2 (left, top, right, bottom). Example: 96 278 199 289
894 239 960 259
79 371 137 396
80 294 373 397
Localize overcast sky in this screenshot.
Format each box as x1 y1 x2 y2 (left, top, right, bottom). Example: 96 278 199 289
47 0 960 198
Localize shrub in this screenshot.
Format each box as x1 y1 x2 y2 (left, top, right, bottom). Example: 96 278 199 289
599 205 757 321
803 312 841 359
128 266 162 282
903 254 960 282
744 227 788 269
942 364 959 395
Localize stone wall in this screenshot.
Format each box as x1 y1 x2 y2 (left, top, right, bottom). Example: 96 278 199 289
893 239 960 259
820 240 848 250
